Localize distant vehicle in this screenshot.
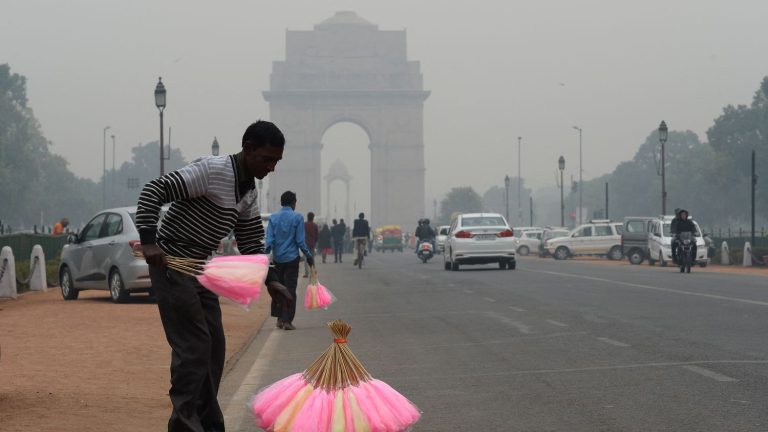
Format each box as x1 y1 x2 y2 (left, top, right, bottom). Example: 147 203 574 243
621 216 654 265
59 207 160 303
435 225 450 253
545 219 623 260
374 225 403 252
443 212 516 271
646 216 707 267
514 230 542 256
539 228 570 257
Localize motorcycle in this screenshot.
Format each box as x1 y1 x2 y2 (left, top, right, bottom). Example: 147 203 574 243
678 231 695 274
417 241 434 263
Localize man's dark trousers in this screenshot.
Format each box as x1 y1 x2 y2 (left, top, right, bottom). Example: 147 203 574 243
333 241 344 263
150 266 225 432
271 257 300 323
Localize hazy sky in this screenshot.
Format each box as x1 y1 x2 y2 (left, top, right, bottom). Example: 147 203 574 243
2 0 767 215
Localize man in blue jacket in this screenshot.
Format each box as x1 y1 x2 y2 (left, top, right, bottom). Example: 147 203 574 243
265 191 314 330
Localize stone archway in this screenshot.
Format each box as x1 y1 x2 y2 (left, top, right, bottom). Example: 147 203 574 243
263 11 429 231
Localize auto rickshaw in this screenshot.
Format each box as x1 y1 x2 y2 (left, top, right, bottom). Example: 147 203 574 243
375 225 403 252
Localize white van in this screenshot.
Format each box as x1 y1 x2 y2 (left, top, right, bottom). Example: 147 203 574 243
647 216 707 267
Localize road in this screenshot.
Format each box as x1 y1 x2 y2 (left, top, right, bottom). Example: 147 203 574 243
220 252 768 432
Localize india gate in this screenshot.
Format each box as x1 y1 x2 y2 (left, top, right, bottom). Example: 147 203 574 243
263 11 430 230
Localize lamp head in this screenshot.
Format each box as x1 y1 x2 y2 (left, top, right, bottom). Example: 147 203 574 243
154 77 167 110
211 136 220 156
658 120 668 143
559 156 565 170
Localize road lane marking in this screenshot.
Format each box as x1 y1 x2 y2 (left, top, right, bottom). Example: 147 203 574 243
546 319 568 327
596 337 630 347
508 306 526 312
524 268 768 307
482 297 496 303
681 365 737 382
463 289 475 294
388 360 768 381
223 329 281 427
485 312 532 333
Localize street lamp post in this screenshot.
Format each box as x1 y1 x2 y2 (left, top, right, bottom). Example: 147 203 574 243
102 125 110 208
504 175 511 223
211 136 220 156
658 120 668 215
154 77 167 176
558 156 565 226
517 136 522 221
111 134 116 206
572 126 583 225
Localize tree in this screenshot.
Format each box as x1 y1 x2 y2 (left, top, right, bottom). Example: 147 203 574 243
439 187 483 224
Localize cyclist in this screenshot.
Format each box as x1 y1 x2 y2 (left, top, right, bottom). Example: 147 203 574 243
352 212 371 266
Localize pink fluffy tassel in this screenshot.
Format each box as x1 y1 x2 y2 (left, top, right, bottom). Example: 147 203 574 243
289 389 334 432
304 277 336 310
251 373 307 429
196 254 269 306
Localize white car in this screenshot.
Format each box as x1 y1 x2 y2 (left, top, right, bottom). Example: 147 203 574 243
514 230 542 256
443 213 516 271
546 220 624 260
647 216 707 267
435 225 450 253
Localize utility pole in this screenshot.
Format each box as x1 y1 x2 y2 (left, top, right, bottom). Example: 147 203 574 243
752 149 757 247
605 182 609 220
517 136 522 222
573 126 583 224
529 196 533 226
658 121 668 215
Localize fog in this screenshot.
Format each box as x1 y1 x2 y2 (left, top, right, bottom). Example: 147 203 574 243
2 0 767 224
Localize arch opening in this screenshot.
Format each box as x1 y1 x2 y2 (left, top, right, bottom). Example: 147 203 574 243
320 121 371 226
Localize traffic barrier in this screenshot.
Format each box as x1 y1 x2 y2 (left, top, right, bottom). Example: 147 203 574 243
28 245 47 292
0 246 17 299
721 241 730 265
743 242 753 267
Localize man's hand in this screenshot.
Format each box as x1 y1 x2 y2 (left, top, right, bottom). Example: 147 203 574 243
306 255 315 268
142 244 167 267
267 281 293 307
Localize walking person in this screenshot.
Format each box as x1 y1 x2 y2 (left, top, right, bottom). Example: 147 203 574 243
136 120 292 432
318 223 332 264
352 212 371 266
331 218 345 263
303 212 319 278
265 191 314 331
52 217 69 235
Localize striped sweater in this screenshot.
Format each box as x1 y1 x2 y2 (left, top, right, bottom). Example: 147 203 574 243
136 153 265 259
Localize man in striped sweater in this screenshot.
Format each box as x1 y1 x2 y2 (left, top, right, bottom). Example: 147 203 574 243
136 120 288 432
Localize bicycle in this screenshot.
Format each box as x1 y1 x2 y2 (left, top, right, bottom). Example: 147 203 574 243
353 237 367 269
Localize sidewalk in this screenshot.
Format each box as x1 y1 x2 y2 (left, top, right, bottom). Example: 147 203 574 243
555 255 768 277
0 288 269 432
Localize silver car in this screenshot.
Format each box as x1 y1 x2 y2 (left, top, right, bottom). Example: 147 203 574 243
59 207 155 303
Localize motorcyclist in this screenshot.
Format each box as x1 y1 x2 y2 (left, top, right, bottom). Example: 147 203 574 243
352 212 371 265
415 218 436 254
671 209 697 264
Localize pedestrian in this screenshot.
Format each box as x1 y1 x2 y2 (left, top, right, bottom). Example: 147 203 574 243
265 191 314 331
136 120 292 432
318 223 332 264
52 218 69 235
303 211 319 278
331 218 345 263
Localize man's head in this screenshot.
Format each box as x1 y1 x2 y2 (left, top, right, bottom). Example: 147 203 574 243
241 121 285 180
423 218 430 225
60 218 69 227
307 212 315 222
358 212 365 219
332 219 337 225
679 210 689 219
280 191 297 209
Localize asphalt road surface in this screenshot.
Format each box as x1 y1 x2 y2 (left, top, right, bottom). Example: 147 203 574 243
220 253 768 432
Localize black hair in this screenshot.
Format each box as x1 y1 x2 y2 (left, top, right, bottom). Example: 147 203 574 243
307 212 315 221
358 212 365 219
332 219 337 224
280 191 297 206
242 120 285 149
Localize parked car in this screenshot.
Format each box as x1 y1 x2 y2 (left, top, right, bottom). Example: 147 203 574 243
59 207 158 303
435 225 450 254
546 220 623 260
443 213 516 271
647 216 707 267
622 216 654 265
514 230 542 256
539 228 570 257
216 212 271 256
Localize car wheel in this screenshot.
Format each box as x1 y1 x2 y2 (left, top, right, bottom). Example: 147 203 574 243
109 268 130 303
59 266 79 300
518 246 530 256
628 249 644 265
498 261 507 269
451 261 460 271
554 247 569 260
608 246 623 261
444 260 451 271
508 260 516 270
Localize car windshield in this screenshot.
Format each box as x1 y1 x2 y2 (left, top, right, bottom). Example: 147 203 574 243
462 216 506 227
625 220 646 233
